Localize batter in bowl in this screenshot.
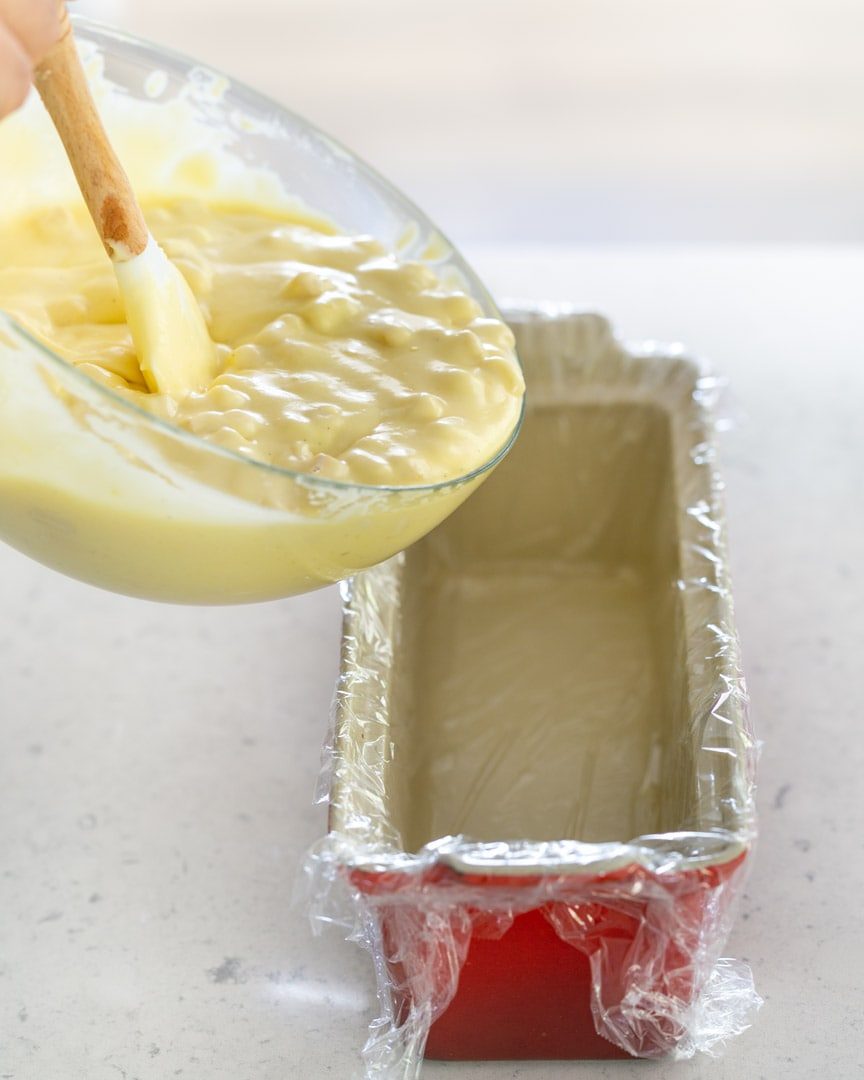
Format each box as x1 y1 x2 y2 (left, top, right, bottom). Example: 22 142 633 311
0 199 523 488
0 24 524 603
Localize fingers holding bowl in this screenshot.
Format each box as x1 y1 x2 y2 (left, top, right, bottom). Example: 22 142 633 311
0 0 64 118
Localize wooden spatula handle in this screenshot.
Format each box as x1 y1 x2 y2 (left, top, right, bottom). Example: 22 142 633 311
33 5 148 260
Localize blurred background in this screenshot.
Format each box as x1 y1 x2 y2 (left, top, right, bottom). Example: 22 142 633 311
76 0 862 246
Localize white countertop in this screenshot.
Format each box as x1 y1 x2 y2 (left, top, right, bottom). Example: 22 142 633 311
2 246 862 1079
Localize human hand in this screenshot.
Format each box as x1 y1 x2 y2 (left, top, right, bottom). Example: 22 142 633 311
0 0 63 118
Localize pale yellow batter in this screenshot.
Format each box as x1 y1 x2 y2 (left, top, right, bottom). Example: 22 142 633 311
0 199 523 488
0 45 524 603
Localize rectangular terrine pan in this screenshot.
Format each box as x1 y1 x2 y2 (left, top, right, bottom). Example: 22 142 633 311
307 306 760 1077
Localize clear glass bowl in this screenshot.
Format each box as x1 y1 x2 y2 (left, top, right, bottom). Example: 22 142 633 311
0 18 522 604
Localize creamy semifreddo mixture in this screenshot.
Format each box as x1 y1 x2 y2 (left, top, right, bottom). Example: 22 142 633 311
0 199 524 488
0 42 524 602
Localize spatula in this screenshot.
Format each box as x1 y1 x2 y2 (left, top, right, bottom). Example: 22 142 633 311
33 5 215 397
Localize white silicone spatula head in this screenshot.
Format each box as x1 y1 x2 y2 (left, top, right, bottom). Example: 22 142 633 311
33 5 215 397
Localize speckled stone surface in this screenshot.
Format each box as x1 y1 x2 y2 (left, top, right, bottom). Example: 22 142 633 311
2 248 862 1078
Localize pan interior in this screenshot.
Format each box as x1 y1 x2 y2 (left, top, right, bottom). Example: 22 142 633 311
389 399 694 852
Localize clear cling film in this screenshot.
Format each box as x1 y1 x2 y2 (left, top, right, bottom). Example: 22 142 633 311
304 307 761 1077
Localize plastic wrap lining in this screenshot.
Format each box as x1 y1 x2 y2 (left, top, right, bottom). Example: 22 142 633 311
304 306 760 1077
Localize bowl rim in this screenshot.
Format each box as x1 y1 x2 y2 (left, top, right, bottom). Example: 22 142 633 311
0 15 524 498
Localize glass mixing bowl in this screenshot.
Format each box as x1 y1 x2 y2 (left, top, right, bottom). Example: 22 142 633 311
0 18 523 604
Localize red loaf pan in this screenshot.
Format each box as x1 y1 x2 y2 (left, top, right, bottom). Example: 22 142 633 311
322 307 757 1068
